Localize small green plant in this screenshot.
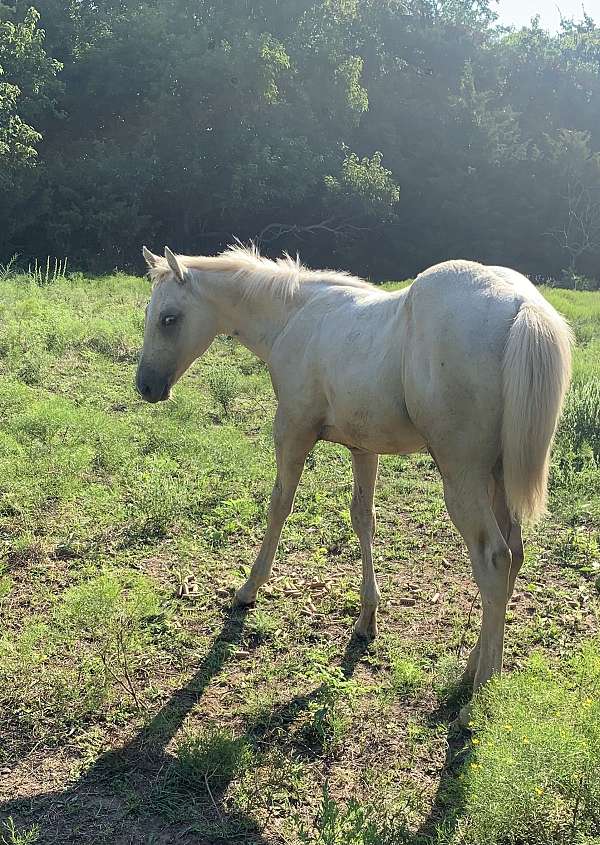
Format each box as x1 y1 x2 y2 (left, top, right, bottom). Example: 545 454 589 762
59 571 163 710
174 728 253 791
295 784 402 845
303 667 360 754
27 257 68 286
389 655 425 696
206 364 240 418
245 608 279 642
0 818 40 845
0 254 17 282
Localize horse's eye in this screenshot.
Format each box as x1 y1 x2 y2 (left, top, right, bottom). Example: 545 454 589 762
162 315 178 327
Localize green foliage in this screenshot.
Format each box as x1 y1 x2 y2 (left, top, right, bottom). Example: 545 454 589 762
0 571 164 747
1 1 600 280
0 818 40 845
303 665 360 753
206 364 241 419
296 785 400 845
558 381 600 463
245 608 280 642
0 619 105 748
0 7 60 169
458 644 600 845
174 728 253 790
325 151 400 222
389 655 425 696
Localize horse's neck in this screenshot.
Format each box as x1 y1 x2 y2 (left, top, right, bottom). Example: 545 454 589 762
195 269 301 362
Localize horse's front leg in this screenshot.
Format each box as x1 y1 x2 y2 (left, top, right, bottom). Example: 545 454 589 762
350 450 380 640
234 416 316 606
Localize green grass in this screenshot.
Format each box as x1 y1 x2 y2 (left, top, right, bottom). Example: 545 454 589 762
0 271 598 844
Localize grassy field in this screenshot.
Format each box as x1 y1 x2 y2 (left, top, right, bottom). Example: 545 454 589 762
0 271 599 845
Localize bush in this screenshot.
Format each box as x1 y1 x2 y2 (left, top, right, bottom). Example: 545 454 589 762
206 364 241 418
58 571 164 709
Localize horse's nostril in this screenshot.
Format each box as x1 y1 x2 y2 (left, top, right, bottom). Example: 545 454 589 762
137 376 151 398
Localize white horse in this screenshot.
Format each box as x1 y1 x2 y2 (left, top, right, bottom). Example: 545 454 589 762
137 244 572 715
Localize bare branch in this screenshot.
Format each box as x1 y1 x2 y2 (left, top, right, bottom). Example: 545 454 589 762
545 175 600 274
256 216 370 244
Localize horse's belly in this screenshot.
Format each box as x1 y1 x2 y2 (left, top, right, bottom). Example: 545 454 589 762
320 407 426 455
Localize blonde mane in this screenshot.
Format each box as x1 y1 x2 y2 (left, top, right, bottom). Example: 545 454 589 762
149 244 375 299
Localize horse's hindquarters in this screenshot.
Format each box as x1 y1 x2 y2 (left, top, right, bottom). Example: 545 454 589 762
402 264 514 472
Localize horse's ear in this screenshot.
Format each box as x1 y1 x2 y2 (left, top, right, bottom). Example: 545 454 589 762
142 245 160 268
164 246 186 283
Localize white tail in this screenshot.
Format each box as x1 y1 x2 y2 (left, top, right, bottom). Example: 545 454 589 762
501 301 573 523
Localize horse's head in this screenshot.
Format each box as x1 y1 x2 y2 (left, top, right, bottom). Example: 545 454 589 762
136 246 219 403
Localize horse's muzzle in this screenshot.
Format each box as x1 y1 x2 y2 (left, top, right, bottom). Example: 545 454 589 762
136 366 171 403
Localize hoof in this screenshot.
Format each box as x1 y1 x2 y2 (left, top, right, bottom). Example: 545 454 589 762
233 583 257 607
353 614 378 641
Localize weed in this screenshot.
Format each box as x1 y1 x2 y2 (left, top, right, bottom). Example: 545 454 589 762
302 666 360 754
27 257 69 286
206 364 241 418
59 571 164 710
390 655 425 696
245 608 280 642
174 728 253 791
295 784 403 845
0 818 40 845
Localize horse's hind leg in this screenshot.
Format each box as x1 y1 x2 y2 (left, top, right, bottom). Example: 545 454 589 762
235 413 316 606
441 468 512 716
462 473 524 684
350 451 380 639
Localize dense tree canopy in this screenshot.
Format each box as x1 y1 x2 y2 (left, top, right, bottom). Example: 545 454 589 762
0 0 599 282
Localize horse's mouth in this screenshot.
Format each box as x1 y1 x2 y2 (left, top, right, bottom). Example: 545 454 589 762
136 371 172 403
159 382 172 402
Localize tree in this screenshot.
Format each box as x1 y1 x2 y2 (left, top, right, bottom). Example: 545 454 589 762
0 7 59 169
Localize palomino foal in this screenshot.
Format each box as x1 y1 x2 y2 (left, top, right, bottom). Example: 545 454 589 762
137 245 572 715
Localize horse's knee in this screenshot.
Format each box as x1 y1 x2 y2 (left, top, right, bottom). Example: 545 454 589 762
351 496 375 537
270 482 294 521
473 541 511 604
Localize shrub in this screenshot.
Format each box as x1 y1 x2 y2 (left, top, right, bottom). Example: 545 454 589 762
58 571 163 710
206 364 241 418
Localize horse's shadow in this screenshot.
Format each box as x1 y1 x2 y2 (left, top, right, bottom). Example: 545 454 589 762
0 609 469 844
0 608 377 844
